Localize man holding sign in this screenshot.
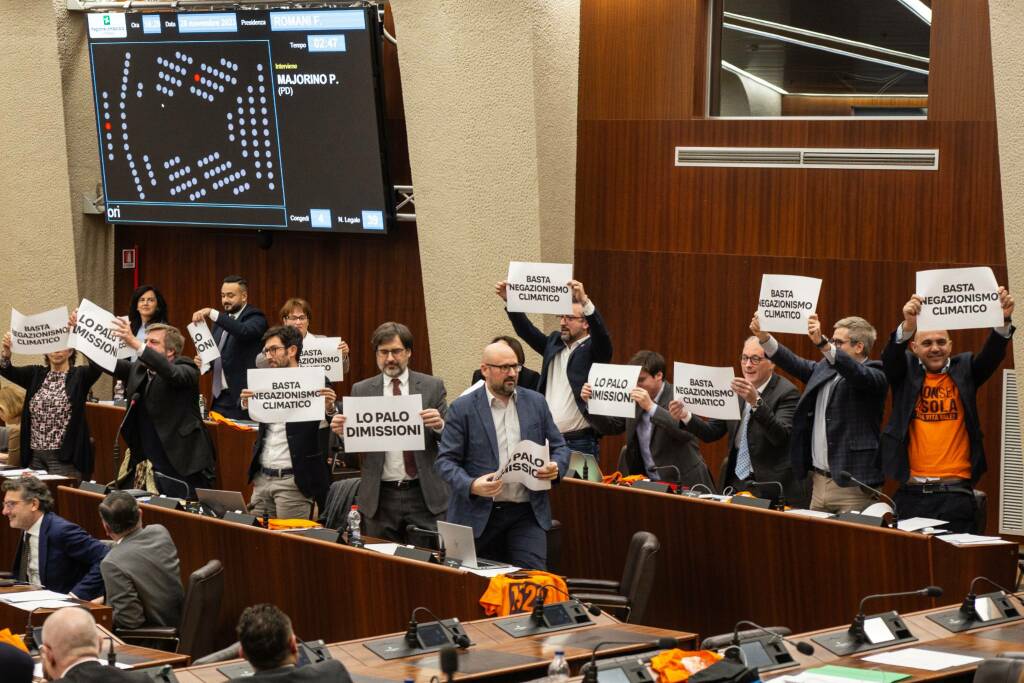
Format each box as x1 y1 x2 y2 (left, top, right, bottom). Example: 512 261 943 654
581 351 713 488
670 337 806 507
496 277 613 458
880 285 1015 532
241 326 336 520
435 342 570 570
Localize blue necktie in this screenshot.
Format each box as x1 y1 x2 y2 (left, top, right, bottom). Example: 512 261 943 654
734 405 752 480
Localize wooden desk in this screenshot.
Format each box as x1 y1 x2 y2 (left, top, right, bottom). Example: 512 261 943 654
551 479 1018 637
57 486 490 653
24 623 189 681
0 584 112 631
171 611 697 682
0 475 80 571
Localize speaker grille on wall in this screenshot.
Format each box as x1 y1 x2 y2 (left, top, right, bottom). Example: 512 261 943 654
1000 369 1023 535
675 147 939 170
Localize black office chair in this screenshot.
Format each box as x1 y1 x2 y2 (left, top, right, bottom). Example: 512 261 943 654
565 531 660 623
973 657 1024 683
546 519 563 575
701 627 791 651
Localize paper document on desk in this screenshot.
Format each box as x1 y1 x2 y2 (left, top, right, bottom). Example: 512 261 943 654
364 543 401 555
771 671 905 683
8 599 77 611
784 508 834 519
462 564 520 578
862 647 982 671
938 533 1013 546
1 589 70 603
896 517 948 532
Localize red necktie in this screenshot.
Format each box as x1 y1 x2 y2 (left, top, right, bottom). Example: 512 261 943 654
392 378 417 478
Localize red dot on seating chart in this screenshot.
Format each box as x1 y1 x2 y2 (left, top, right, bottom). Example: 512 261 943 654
104 122 112 130
194 73 201 82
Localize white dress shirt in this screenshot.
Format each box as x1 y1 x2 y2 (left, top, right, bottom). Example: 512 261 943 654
209 304 247 390
259 422 293 469
381 369 413 482
487 385 528 503
26 514 43 586
546 299 596 433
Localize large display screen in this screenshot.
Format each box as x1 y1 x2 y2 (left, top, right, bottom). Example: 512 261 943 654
86 8 390 233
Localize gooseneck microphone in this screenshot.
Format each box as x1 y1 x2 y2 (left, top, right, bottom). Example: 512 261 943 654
959 576 1016 621
749 480 785 507
836 470 899 527
405 606 470 648
730 620 814 656
405 524 446 563
523 582 603 625
440 644 459 683
652 465 681 485
112 392 142 489
582 638 679 683
849 586 943 641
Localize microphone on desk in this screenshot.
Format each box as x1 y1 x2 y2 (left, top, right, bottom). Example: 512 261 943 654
405 524 448 564
581 637 680 683
958 576 1017 621
405 606 470 649
440 644 459 683
835 471 898 528
848 586 943 642
652 465 682 488
23 606 41 652
107 634 117 667
749 480 785 508
111 392 141 489
527 583 602 625
729 620 814 657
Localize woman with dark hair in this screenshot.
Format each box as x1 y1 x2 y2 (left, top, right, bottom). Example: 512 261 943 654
0 330 102 479
127 285 169 339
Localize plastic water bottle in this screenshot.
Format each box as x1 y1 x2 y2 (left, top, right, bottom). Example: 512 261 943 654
113 379 125 403
198 394 207 419
347 505 363 546
547 650 570 682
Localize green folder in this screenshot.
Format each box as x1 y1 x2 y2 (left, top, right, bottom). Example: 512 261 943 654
804 665 911 683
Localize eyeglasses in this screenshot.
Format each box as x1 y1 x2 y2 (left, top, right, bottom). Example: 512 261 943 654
485 363 523 374
2 499 25 511
740 355 764 365
559 315 584 322
831 338 850 347
284 315 308 322
377 348 408 358
261 345 286 356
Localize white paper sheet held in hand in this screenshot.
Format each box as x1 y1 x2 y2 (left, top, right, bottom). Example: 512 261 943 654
298 336 344 382
187 320 220 375
587 363 642 418
246 367 325 423
506 262 574 315
673 362 740 420
70 298 121 372
342 394 425 452
756 274 822 334
916 267 1003 331
10 306 69 355
495 439 551 491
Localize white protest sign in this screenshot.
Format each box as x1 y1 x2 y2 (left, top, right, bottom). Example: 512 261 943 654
246 367 325 423
495 439 551 491
342 394 425 452
299 336 344 382
673 362 740 421
10 307 69 355
916 267 1003 331
71 299 120 372
115 317 134 359
187 320 220 375
586 363 642 418
506 262 574 315
756 274 823 334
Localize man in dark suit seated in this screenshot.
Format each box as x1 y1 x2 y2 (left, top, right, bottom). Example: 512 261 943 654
99 491 184 631
2 476 107 600
191 274 269 420
670 336 808 508
0 641 32 683
751 313 887 513
470 336 541 391
41 607 151 682
232 604 352 682
581 350 713 488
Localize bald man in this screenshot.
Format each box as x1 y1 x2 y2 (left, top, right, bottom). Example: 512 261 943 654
435 342 570 569
40 607 150 682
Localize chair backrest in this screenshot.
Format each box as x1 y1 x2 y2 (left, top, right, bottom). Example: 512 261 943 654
178 559 225 658
621 531 660 623
321 478 361 530
701 627 792 651
546 519 563 575
974 657 1024 683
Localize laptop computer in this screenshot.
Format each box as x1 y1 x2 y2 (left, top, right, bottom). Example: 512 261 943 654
568 451 603 482
436 521 508 569
196 488 248 518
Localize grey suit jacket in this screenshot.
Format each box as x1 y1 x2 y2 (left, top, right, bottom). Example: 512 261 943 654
588 382 714 488
100 524 184 630
343 371 449 517
237 660 352 682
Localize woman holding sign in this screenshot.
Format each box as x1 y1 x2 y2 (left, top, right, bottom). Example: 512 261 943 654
0 331 103 478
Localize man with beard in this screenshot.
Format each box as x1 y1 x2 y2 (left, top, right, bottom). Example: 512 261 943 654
330 322 448 544
192 275 268 419
242 326 336 519
435 342 569 570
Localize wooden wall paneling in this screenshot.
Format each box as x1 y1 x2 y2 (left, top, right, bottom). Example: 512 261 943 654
780 96 928 117
928 0 996 122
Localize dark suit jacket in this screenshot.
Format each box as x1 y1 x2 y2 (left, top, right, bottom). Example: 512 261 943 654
586 382 714 488
53 660 152 682
212 305 269 409
683 374 808 507
0 361 103 477
249 419 331 503
236 660 352 682
506 308 613 418
768 341 887 486
11 512 108 600
342 371 449 518
110 347 216 477
471 366 541 392
100 524 184 630
435 386 570 535
880 328 1012 484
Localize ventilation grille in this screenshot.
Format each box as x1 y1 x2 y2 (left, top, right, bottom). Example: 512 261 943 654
674 147 938 170
1000 369 1023 535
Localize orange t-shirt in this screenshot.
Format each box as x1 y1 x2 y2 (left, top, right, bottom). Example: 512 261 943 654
907 373 971 480
479 571 568 616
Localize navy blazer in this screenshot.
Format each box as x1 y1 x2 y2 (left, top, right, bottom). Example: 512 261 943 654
11 512 108 600
212 305 268 406
434 386 570 536
768 341 887 486
249 419 330 503
506 308 613 418
880 327 1012 484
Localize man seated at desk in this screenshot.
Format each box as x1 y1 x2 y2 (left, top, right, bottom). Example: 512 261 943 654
2 476 107 600
41 606 152 682
233 603 352 682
